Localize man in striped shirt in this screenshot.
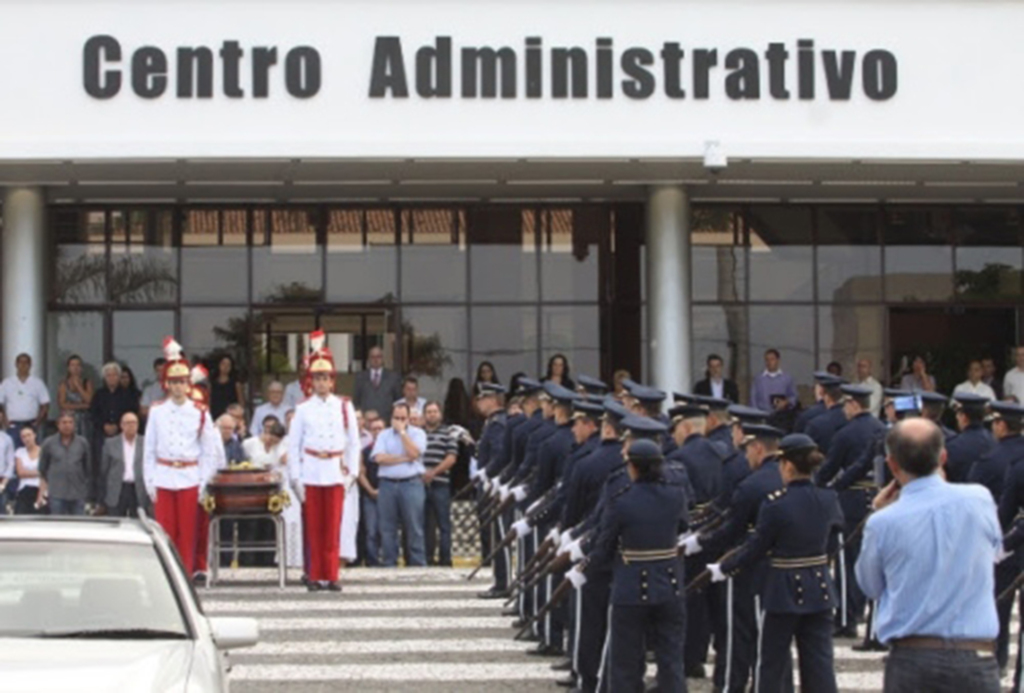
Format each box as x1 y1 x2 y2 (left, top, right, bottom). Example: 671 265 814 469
422 400 459 567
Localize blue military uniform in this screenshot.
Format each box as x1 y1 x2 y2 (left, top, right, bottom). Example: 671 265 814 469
475 384 510 597
716 434 843 693
815 384 885 634
793 400 825 434
946 393 996 484
804 373 847 453
983 402 1024 673
698 424 786 693
586 438 689 693
576 374 609 396
919 391 959 442
668 403 728 678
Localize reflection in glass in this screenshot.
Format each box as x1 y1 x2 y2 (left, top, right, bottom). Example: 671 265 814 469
469 208 538 302
691 208 745 303
326 209 398 303
954 208 1023 300
541 305 600 378
817 305 884 380
884 209 954 302
402 209 467 302
52 210 107 304
402 307 468 402
181 307 250 370
816 207 882 302
113 311 176 388
181 209 249 303
253 209 322 303
109 210 178 304
470 306 538 385
748 305 815 403
746 206 814 302
540 209 601 302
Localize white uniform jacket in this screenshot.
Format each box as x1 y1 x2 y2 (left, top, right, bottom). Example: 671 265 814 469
143 398 223 498
287 394 360 489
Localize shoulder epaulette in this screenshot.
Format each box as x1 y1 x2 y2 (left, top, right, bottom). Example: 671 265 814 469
767 488 787 502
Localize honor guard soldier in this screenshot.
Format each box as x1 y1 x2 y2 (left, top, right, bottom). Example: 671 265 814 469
804 372 848 453
681 423 786 693
715 405 771 511
189 363 216 584
815 383 886 638
667 401 728 679
287 335 361 592
574 438 689 693
475 382 511 599
919 391 959 441
694 395 736 455
945 392 996 483
792 384 826 435
980 401 1024 673
623 384 671 452
576 374 610 397
143 338 222 576
707 434 844 693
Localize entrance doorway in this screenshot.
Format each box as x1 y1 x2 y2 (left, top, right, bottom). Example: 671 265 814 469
251 307 397 404
888 307 1019 392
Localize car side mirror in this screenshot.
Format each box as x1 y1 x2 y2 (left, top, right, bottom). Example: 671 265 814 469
208 616 259 650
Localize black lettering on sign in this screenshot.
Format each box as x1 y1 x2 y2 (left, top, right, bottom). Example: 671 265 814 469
620 48 655 99
417 36 452 98
83 35 122 99
369 36 409 98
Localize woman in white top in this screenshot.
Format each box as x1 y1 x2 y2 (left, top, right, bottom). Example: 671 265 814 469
14 427 43 515
242 421 303 568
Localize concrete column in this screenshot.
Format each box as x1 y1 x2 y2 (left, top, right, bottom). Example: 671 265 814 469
645 185 692 396
3 187 47 378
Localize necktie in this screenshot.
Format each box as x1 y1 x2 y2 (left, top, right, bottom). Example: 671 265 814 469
372 370 380 387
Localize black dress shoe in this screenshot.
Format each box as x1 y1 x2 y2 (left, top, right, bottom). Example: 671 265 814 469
511 619 527 629
192 572 207 587
685 663 706 679
852 640 887 652
551 658 572 671
477 587 511 599
307 582 323 592
527 643 566 657
520 632 541 642
326 581 343 592
555 675 577 687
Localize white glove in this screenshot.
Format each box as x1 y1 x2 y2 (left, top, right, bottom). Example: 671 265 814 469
680 533 703 556
512 485 528 502
708 563 726 583
568 538 585 563
567 566 588 590
547 527 560 545
483 477 494 493
499 484 511 502
997 548 1014 565
470 458 482 478
560 529 575 552
293 482 307 504
512 518 531 538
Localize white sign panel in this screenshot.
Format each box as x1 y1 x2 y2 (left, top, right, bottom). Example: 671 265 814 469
0 0 1018 160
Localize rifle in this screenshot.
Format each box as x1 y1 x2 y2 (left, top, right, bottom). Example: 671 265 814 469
504 533 561 605
685 544 742 594
998 570 1024 604
514 562 583 640
467 523 520 581
452 478 480 502
480 493 517 530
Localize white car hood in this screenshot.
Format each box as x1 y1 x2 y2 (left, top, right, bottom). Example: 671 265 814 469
0 639 194 693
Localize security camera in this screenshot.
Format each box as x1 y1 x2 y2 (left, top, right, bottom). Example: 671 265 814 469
703 141 727 175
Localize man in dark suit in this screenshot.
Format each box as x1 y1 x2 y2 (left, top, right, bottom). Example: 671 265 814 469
693 354 740 403
353 346 403 422
101 411 150 517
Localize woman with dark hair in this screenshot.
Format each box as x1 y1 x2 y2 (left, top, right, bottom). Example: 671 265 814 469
898 354 936 392
14 426 44 515
58 354 93 438
473 361 500 393
706 434 844 693
443 378 472 429
443 377 477 492
120 365 142 413
210 353 245 419
543 353 576 391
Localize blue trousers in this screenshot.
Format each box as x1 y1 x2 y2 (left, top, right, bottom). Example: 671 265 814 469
378 478 426 567
424 481 452 566
49 498 86 516
604 598 687 693
361 494 381 566
755 610 835 693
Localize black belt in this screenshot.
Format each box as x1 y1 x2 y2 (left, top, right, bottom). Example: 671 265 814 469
382 476 421 483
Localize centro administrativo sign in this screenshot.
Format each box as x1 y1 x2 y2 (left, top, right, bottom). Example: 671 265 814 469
82 35 898 102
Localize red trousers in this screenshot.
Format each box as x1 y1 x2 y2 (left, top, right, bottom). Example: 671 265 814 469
194 506 210 573
303 484 344 582
155 486 199 576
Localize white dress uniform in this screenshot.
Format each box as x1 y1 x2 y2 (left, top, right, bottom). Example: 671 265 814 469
287 392 360 583
143 397 222 574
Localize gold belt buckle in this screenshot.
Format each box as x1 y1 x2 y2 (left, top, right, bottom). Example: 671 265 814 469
172 461 182 468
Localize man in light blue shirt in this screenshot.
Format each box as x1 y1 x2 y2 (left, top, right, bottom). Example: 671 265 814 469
370 402 428 567
855 417 1001 693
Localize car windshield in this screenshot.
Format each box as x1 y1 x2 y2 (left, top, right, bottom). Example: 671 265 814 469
0 540 189 639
